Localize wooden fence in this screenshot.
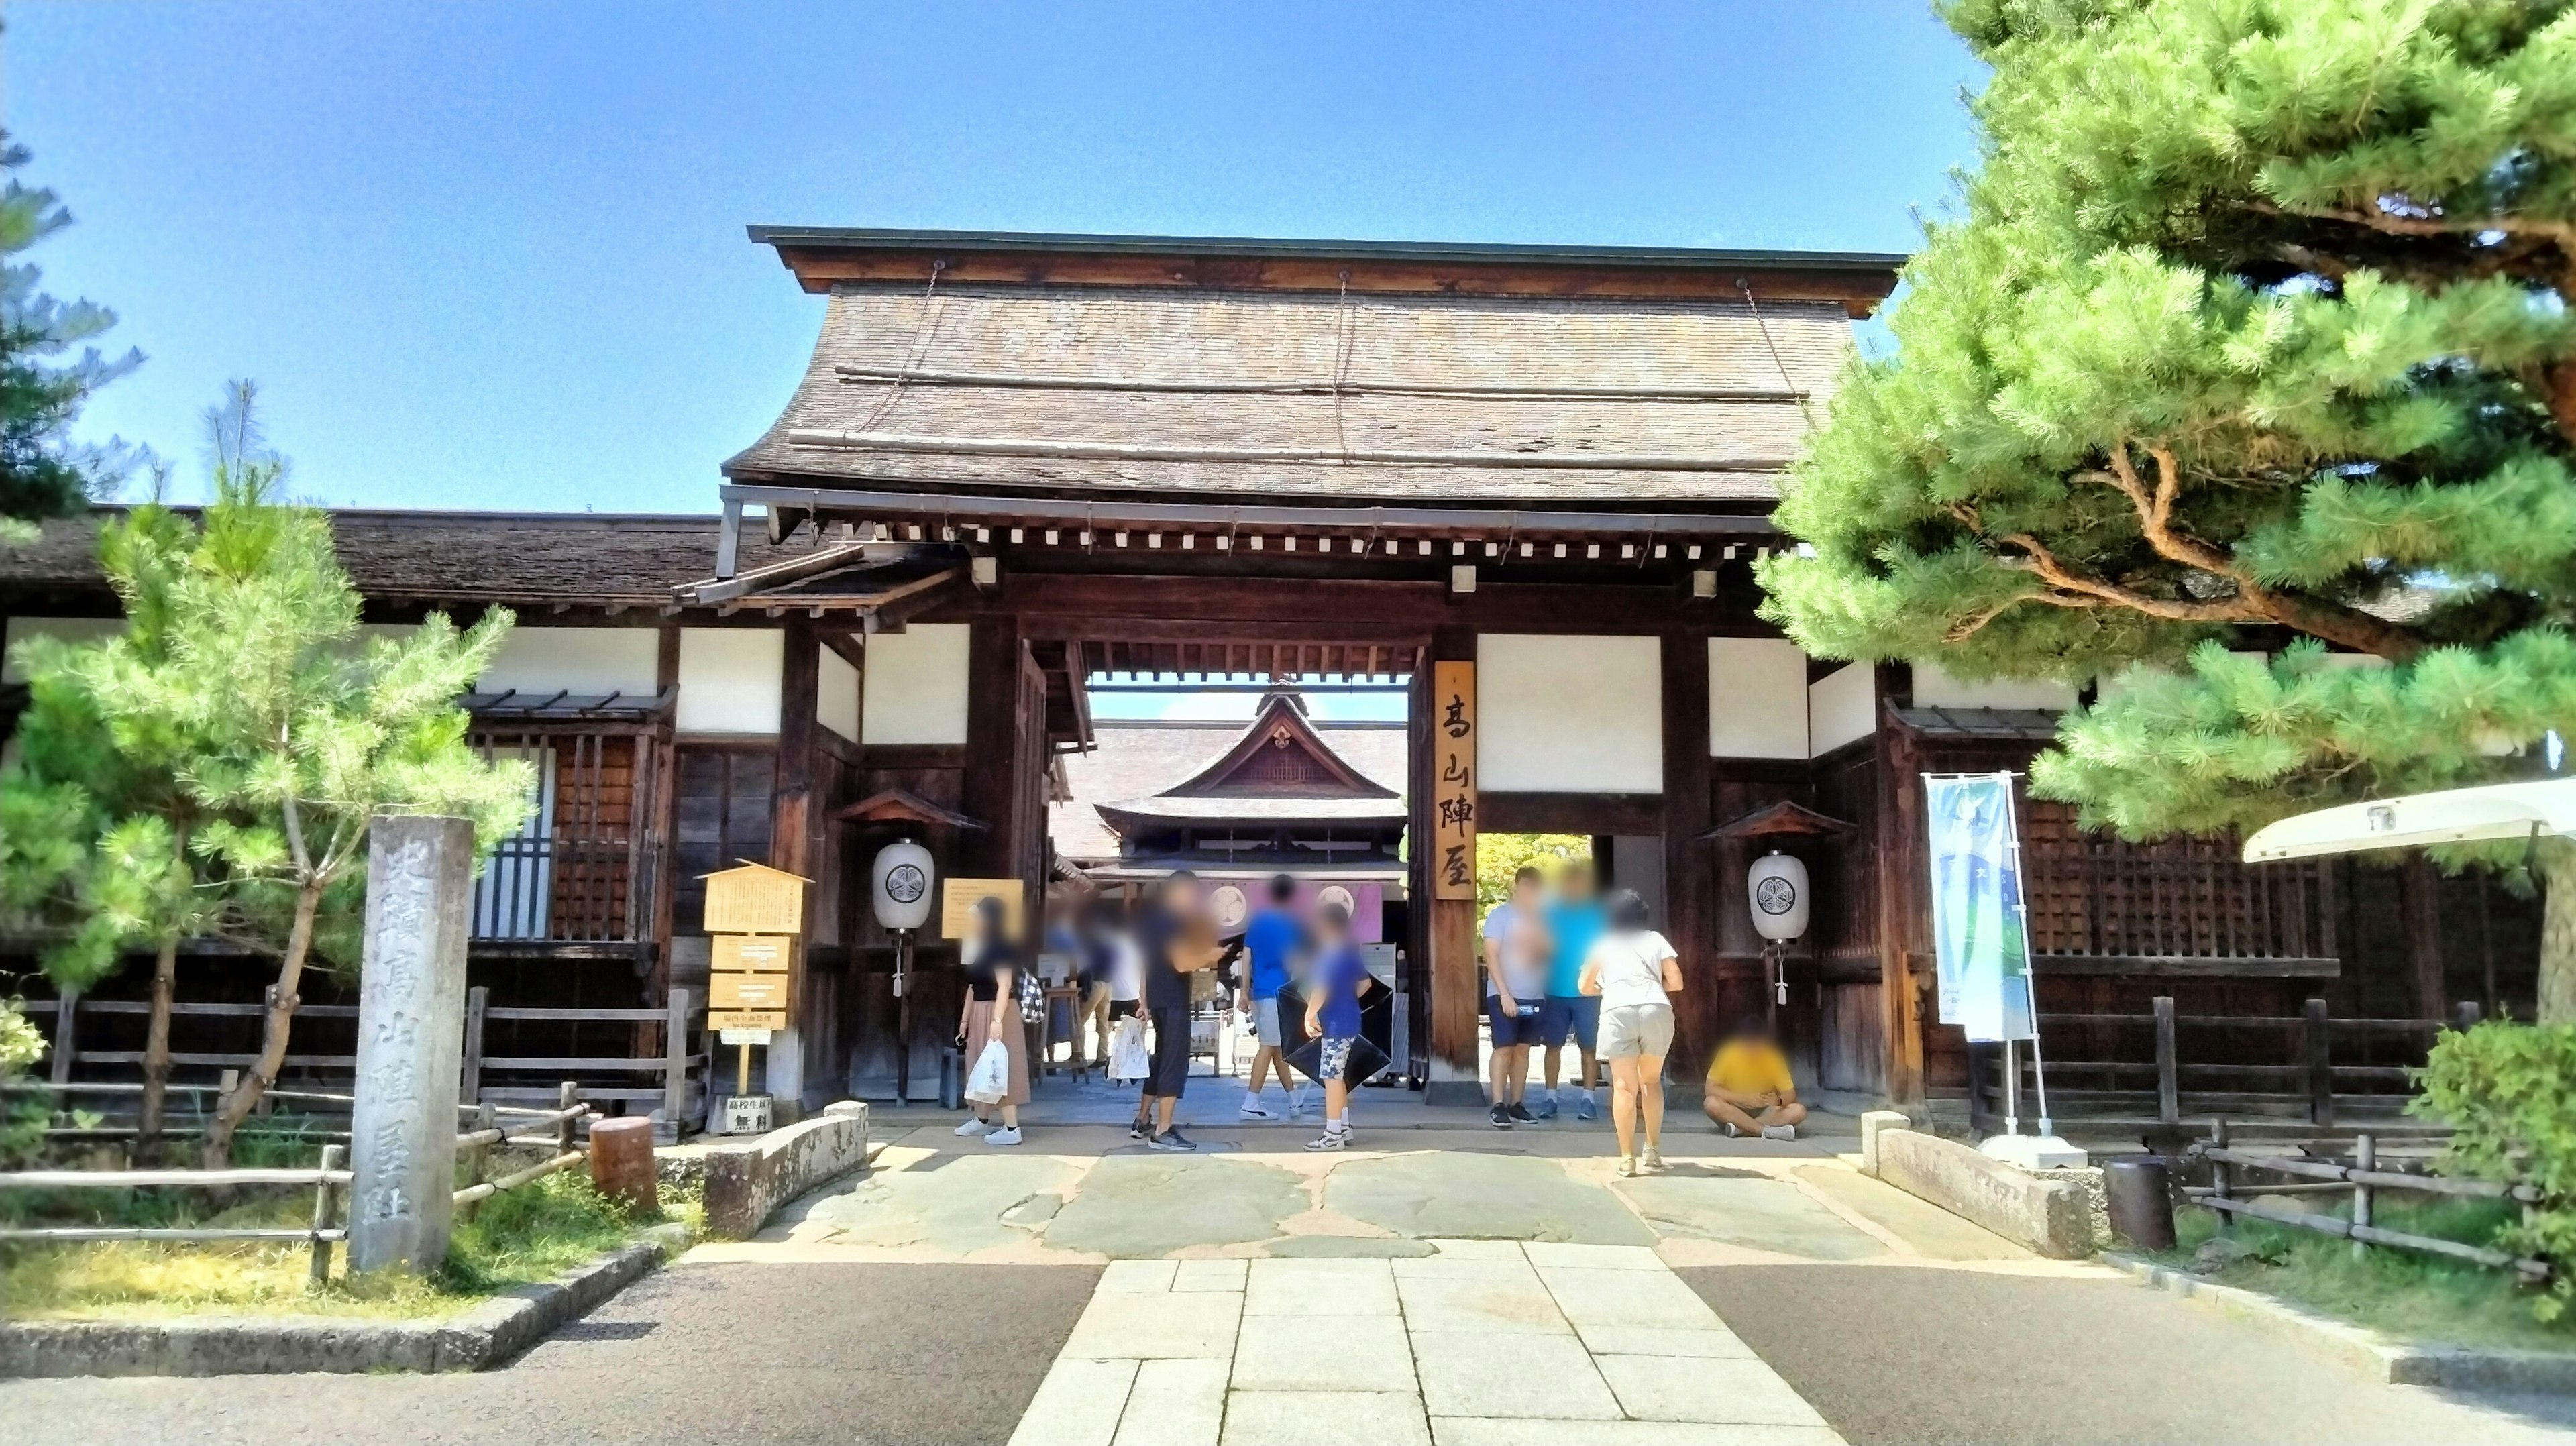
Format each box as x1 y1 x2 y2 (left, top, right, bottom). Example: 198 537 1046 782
0 1083 596 1284
2184 1119 2550 1282
1969 997 2481 1137
18 987 703 1139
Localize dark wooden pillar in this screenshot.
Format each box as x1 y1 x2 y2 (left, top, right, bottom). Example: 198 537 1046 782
961 614 1028 900
1876 705 1926 1104
2401 854 2447 1021
1662 628 1717 1083
769 616 822 1112
1424 624 1481 1103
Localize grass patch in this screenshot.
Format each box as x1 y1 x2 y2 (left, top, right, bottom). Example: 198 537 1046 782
3 1133 697 1322
2149 1194 2576 1354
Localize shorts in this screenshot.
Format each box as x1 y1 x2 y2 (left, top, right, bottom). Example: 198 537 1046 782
1597 1001 1675 1060
1486 996 1547 1048
1537 995 1600 1053
1253 995 1284 1048
1147 1005 1192 1097
1316 1035 1355 1081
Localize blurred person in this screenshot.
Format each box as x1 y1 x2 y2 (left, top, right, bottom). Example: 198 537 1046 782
1300 899 1377 1150
1536 860 1607 1121
1136 870 1224 1150
1579 888 1682 1177
955 895 1029 1146
1235 874 1307 1121
1077 895 1131 1067
1704 1014 1807 1140
1480 865 1553 1128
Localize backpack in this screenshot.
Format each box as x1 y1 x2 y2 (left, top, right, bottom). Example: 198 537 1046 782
1018 968 1046 1024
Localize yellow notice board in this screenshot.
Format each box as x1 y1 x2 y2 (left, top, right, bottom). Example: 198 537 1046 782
1431 661 1477 901
702 863 810 936
709 1008 788 1032
712 935 795 973
709 972 790 1011
941 878 1026 940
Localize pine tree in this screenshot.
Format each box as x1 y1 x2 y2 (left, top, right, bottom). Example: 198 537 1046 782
0 386 533 1164
0 131 143 533
1757 1 2576 1018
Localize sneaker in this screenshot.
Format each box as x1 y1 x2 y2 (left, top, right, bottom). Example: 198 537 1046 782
954 1118 991 1137
1304 1129 1348 1152
985 1127 1023 1146
1239 1101 1279 1121
1719 1121 1741 1137
1507 1102 1538 1124
1149 1129 1197 1152
1761 1123 1798 1142
1615 1155 1638 1178
1288 1088 1311 1117
1532 1097 1560 1121
1640 1146 1666 1173
1489 1103 1514 1129
1130 1118 1151 1140
1575 1095 1597 1122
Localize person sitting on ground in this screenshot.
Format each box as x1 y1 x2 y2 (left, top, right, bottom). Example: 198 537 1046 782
1235 873 1307 1121
1299 899 1376 1151
1578 888 1682 1177
955 895 1029 1146
1481 865 1554 1129
1703 1014 1807 1141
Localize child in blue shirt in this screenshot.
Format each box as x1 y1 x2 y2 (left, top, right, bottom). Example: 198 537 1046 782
1301 900 1375 1150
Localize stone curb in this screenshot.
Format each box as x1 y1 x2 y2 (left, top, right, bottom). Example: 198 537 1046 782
2104 1251 2576 1394
0 1221 691 1379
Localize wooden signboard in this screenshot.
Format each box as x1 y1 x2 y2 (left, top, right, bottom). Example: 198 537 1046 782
940 877 1026 940
712 934 795 973
709 1007 788 1032
1432 661 1477 901
702 863 810 936
709 972 790 1011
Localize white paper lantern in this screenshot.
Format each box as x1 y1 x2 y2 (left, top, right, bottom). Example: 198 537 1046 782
1747 850 1810 943
872 841 936 932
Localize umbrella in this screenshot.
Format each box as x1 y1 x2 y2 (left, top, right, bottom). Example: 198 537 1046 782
2243 777 2576 861
1273 983 1394 1085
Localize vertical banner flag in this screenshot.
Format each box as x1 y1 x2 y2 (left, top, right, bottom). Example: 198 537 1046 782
1431 661 1477 901
1924 773 2037 1043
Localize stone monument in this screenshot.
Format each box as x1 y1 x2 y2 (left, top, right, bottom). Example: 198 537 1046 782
347 815 476 1274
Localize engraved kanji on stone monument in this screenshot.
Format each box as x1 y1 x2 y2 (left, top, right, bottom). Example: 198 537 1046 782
346 815 475 1273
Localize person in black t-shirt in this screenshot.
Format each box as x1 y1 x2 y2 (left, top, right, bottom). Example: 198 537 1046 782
1134 870 1222 1151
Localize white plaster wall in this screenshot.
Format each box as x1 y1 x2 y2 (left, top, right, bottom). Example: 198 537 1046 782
861 622 971 746
1911 658 2077 712
477 627 659 698
1706 636 1809 759
1477 634 1664 793
2 617 125 682
1808 663 1877 757
817 643 861 743
677 628 784 734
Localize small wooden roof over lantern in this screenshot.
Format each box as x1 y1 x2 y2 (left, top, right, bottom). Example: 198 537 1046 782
1695 800 1858 844
830 787 987 833
701 860 812 936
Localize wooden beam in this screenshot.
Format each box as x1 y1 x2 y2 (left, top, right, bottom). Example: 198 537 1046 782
1479 792 1665 836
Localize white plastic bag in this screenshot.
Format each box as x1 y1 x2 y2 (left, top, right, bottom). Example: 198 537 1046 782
964 1039 1012 1104
1106 1015 1150 1082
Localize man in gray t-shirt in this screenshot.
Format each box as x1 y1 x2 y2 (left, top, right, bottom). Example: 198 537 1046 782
1480 866 1554 1127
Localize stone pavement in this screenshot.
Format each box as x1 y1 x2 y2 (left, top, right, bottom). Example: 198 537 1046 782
1008 1241 1838 1446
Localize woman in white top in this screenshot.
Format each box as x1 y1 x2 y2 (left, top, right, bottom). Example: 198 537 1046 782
1578 889 1684 1178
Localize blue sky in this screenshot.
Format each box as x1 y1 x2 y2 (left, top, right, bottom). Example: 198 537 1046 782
9 1 1981 518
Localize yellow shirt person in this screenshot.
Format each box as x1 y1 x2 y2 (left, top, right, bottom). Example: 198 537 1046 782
1703 1024 1806 1140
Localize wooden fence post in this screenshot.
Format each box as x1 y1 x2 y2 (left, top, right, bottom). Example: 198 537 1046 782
2451 1001 2481 1035
2351 1131 2376 1262
460 985 489 1107
2303 998 2334 1127
662 987 691 1141
459 1102 495 1222
309 1142 343 1290
48 989 78 1087
557 1080 580 1156
2153 995 2179 1127
2210 1117 2231 1231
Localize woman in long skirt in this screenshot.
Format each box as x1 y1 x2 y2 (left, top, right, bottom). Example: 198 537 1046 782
956 896 1031 1145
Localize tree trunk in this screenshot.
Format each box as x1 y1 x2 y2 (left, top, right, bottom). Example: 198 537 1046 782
2536 838 2576 1026
137 934 179 1144
202 877 322 1168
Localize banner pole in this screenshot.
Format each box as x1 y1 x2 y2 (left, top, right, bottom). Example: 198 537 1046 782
2000 775 2055 1137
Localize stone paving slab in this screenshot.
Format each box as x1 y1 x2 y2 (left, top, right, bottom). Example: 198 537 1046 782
1047 1156 1309 1257
1230 1314 1413 1392
1328 1152 1657 1245
1114 1360 1229 1446
1409 1329 1621 1420
1609 1174 1885 1261
1222 1390 1431 1446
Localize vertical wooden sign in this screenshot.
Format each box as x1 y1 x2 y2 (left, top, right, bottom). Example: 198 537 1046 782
1432 661 1477 901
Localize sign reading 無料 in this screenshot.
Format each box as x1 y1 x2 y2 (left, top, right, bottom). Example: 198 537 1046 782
1432 661 1477 901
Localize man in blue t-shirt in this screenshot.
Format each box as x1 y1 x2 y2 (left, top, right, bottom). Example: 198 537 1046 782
1536 861 1609 1121
1234 874 1307 1119
1300 899 1375 1150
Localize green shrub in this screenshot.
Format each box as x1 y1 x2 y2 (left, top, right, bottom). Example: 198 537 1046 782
2414 1020 2576 1321
0 1000 47 1164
